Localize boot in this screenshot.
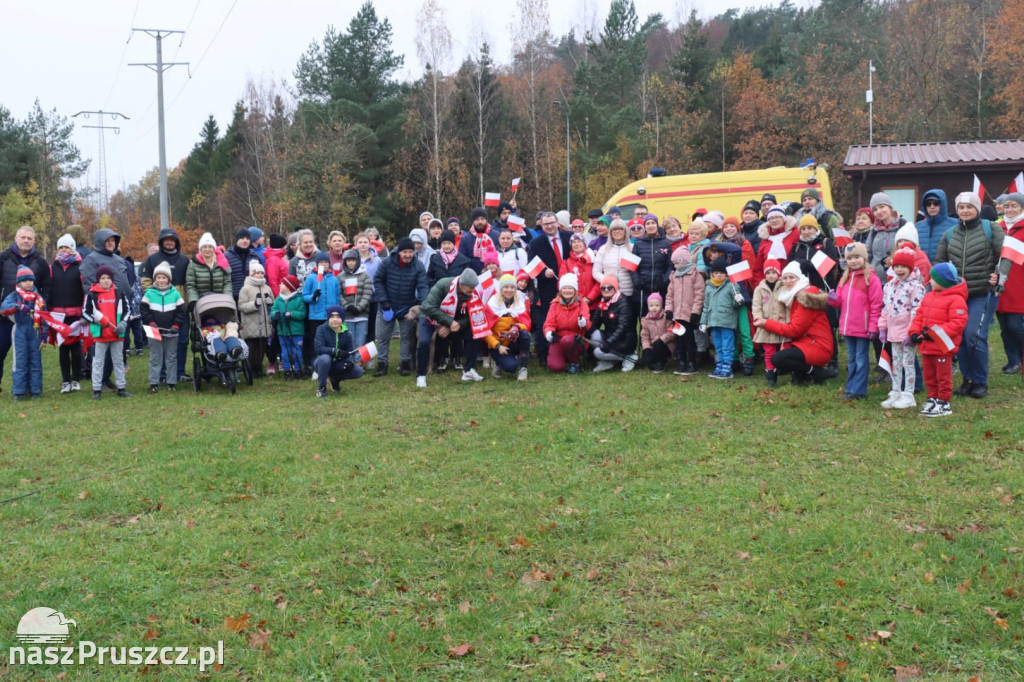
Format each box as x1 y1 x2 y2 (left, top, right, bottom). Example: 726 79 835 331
825 359 839 379
742 357 755 376
373 361 388 377
765 369 777 387
811 366 828 385
399 359 412 376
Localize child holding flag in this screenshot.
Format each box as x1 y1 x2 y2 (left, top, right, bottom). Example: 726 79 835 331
82 265 133 399
312 306 363 398
700 258 745 379
0 266 47 400
908 263 969 417
827 242 883 400
665 245 704 375
878 247 926 408
270 275 307 379
238 261 275 378
338 249 373 349
996 191 1024 375
140 262 187 393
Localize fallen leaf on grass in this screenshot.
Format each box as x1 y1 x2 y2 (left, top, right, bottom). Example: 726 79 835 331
984 606 1000 617
876 629 892 640
448 643 473 657
957 579 972 594
224 613 252 632
585 569 599 581
511 535 531 548
994 617 1009 630
184 519 195 529
613 486 624 494
521 567 554 585
143 628 159 640
767 661 787 672
834 660 848 671
458 601 472 614
893 664 922 680
769 415 781 423
923 572 935 584
735 551 750 560
273 595 288 610
248 628 271 651
128 514 141 524
834 579 847 588
78 491 89 500
485 567 494 579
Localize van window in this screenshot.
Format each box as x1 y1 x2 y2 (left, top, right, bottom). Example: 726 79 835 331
616 204 642 220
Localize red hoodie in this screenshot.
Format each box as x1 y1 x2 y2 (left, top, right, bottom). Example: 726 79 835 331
909 280 968 355
263 247 290 298
560 250 600 305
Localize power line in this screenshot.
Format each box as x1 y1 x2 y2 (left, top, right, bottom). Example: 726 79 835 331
102 0 143 108
166 0 239 110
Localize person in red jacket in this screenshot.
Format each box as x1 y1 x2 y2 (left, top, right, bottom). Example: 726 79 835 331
753 260 833 385
908 263 969 417
996 191 1024 375
560 234 600 307
543 273 591 374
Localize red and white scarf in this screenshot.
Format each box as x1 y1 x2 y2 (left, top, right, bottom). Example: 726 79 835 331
439 276 490 339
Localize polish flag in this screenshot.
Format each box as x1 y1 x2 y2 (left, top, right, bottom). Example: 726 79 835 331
726 260 752 283
930 324 956 352
768 234 788 260
832 226 853 248
672 321 686 336
356 342 378 364
811 250 836 277
1007 172 1024 194
619 251 642 272
144 324 162 341
344 277 358 295
878 347 892 376
524 255 546 279
510 177 521 192
973 174 987 202
484 192 501 207
1001 234 1024 266
477 269 495 300
507 214 526 232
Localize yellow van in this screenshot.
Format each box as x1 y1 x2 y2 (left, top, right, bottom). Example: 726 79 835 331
602 166 833 221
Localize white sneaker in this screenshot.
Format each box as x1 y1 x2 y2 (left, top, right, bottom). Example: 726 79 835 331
70 381 81 391
416 375 427 388
892 392 917 409
517 367 528 381
621 354 638 372
311 371 318 381
880 390 900 408
919 398 937 415
481 356 491 369
60 382 71 394
924 399 952 417
461 368 484 382
492 364 502 379
593 361 615 373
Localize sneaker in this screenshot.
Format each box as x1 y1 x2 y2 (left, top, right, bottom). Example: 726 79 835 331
167 384 176 391
178 374 191 383
92 391 101 401
517 367 528 381
924 399 952 417
134 348 145 356
1002 362 1022 375
880 390 900 408
148 385 159 394
841 392 864 401
825 360 840 379
481 356 492 369
742 358 755 376
311 371 319 382
621 354 638 372
436 359 448 372
919 397 937 414
673 362 688 376
708 369 733 380
651 364 664 374
461 368 484 382
969 383 988 399
954 380 974 397
593 361 615 373
117 388 133 398
399 360 412 376
266 363 276 375
416 375 427 388
230 346 243 359
60 382 71 394
13 394 25 402
765 369 777 387
891 392 917 409
567 363 579 375
492 363 502 379
316 387 328 399
70 381 81 392
454 361 464 371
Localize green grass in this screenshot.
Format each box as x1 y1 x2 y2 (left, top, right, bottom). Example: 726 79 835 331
1 343 1022 680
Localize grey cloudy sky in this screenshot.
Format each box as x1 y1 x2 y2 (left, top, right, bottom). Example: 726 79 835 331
1 0 757 199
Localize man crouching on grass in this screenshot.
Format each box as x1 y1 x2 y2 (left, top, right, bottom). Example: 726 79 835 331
313 306 363 398
415 268 487 388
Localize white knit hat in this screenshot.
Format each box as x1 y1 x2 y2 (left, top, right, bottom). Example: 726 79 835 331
781 261 803 278
57 234 76 250
954 192 982 213
894 223 920 246
559 272 578 290
198 232 217 249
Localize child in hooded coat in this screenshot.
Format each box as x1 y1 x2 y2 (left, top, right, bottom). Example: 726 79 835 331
238 261 275 377
664 245 704 375
0 266 47 399
270 275 307 378
908 263 969 417
878 247 926 409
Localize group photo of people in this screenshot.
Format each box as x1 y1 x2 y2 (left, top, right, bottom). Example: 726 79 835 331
1 186 1020 417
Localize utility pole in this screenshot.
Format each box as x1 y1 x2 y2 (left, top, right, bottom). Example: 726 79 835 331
866 60 876 145
72 110 129 214
130 29 188 231
553 101 570 214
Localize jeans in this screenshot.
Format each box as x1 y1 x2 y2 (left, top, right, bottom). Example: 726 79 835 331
92 340 125 390
957 295 996 384
279 335 303 372
844 335 871 396
10 322 43 396
375 309 417 366
313 354 364 389
997 311 1024 368
346 319 368 350
416 318 480 376
489 332 531 374
148 336 178 386
710 327 735 373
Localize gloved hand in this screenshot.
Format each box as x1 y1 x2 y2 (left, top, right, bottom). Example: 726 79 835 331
18 304 33 314
868 331 878 341
284 311 292 318
312 289 321 302
827 290 839 305
734 293 744 304
114 321 127 336
699 324 708 333
878 328 887 345
903 336 914 347
664 310 673 321
546 331 559 344
506 325 520 343
345 305 359 318
908 333 923 346
573 334 586 348
254 297 262 307
577 315 587 328
600 342 611 354
921 326 934 341
271 311 281 322
690 313 701 327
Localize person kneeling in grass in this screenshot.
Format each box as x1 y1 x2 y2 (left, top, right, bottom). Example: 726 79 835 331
483 274 532 381
416 268 486 388
313 306 363 398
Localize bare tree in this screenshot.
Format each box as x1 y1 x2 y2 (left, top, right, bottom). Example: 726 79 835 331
416 0 453 214
511 0 551 195
465 40 500 205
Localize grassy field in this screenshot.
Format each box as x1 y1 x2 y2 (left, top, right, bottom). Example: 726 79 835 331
1 343 1022 680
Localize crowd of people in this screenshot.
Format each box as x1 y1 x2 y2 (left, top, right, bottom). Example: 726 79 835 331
1 186 1020 417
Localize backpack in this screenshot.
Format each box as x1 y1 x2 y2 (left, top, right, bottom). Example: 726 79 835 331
943 219 993 246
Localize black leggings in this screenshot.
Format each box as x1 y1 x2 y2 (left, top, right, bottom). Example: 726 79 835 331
771 346 812 376
59 342 83 382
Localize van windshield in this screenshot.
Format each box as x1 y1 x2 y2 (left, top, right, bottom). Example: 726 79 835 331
615 204 642 220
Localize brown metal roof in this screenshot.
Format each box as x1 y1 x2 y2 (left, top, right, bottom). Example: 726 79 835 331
844 139 1024 171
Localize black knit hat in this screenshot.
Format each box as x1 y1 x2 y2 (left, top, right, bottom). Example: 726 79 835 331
470 207 488 221
396 237 415 253
269 233 287 249
235 227 251 242
761 193 777 204
743 200 761 215
708 257 728 274
440 229 456 244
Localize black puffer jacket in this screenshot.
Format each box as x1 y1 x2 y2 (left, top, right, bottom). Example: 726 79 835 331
0 244 51 302
590 294 637 355
790 235 841 292
140 228 190 293
630 235 673 301
426 250 471 287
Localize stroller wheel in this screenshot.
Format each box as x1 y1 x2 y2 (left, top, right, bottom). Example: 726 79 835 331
193 357 202 392
225 369 237 395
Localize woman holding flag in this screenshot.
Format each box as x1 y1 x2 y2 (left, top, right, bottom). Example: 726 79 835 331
996 192 1024 375
482 274 532 380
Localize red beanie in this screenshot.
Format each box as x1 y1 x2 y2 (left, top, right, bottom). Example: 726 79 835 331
891 247 916 270
763 259 782 275
280 275 300 293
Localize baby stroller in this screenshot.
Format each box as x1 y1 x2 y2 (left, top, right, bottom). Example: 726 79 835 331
189 294 253 394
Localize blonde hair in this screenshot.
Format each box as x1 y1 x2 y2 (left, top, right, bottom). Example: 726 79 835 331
687 219 708 238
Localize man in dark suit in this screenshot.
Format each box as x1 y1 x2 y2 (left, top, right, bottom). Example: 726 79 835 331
527 212 572 366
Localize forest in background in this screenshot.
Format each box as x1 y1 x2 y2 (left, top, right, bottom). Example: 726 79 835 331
4 0 1024 259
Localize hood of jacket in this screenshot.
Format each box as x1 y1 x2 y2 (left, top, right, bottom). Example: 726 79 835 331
920 189 950 227
93 228 121 253
157 228 181 255
796 288 829 310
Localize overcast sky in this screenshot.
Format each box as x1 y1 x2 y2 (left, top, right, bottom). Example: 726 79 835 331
1 0 762 199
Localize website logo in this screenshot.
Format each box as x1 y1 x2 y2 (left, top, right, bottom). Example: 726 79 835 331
16 608 77 645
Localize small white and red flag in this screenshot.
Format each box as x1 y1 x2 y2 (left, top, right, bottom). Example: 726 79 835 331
672 321 686 336
878 347 892 376
524 255 546 279
1000 234 1024 266
344 277 358 295
1007 172 1024 194
930 324 956 352
356 342 378 364
476 269 495 300
811 250 836 277
510 177 521 192
507 214 526 231
726 260 752 283
832 226 853 248
619 251 641 272
144 324 162 341
484 192 501 207
973 174 987 202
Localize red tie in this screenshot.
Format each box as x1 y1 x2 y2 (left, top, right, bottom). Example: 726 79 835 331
551 237 560 260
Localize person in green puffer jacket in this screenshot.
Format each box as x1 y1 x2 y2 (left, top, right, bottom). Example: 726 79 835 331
185 233 232 306
269 275 307 378
935 191 1011 399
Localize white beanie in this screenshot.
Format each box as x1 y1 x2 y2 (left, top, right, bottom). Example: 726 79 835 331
57 234 76 250
559 272 578 290
704 211 724 228
781 261 803 279
153 261 173 281
954 192 982 213
556 210 571 229
249 260 265 275
894 223 920 246
198 232 217 249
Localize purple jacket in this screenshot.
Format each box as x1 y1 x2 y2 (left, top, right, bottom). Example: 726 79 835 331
830 271 883 338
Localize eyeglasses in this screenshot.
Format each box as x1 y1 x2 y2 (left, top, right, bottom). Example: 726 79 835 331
924 201 940 207
600 285 615 291
629 226 643 231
